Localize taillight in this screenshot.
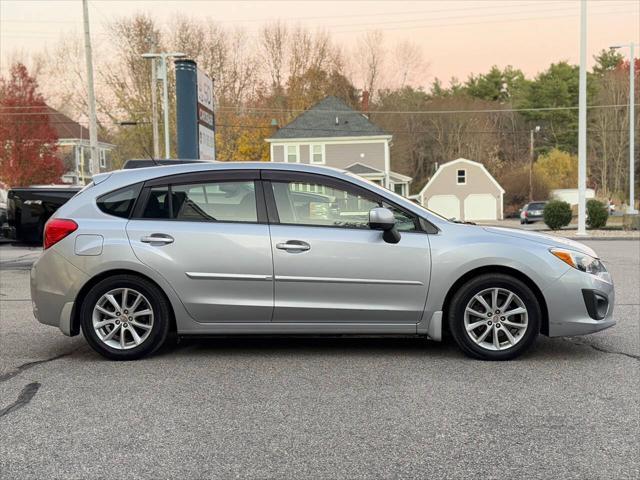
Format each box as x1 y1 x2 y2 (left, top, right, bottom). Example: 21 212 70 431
524 211 529 217
43 219 78 249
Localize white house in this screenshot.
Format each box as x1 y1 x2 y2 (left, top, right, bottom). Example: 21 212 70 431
416 158 505 221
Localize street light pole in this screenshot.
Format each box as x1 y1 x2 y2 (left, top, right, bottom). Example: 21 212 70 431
150 57 160 158
147 33 160 159
576 0 588 236
610 42 638 214
141 52 186 159
160 57 171 159
631 42 637 213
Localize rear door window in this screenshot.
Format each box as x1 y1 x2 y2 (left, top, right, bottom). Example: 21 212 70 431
140 181 258 223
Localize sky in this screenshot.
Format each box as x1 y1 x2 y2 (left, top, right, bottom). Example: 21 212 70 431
1 0 639 86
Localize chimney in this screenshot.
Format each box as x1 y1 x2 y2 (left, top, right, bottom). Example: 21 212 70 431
361 90 370 113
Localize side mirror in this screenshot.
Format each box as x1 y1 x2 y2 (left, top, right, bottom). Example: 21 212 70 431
369 207 401 244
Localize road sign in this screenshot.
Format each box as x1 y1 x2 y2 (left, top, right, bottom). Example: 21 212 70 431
197 68 215 160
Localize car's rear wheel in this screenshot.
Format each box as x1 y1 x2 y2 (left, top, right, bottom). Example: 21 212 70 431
80 275 171 360
448 273 540 360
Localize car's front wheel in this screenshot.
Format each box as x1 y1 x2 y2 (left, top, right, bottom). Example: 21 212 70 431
80 274 171 360
448 273 541 360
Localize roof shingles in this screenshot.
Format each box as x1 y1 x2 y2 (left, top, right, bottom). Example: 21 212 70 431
269 96 387 139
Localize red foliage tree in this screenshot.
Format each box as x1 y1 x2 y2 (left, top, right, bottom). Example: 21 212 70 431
0 63 64 187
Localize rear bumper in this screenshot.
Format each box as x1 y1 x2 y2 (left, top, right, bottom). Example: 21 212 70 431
30 248 88 336
543 268 615 337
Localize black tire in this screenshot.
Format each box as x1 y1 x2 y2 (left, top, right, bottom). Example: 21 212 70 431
80 274 171 360
448 273 540 360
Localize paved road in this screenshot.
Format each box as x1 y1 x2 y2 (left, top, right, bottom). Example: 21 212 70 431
1 240 638 479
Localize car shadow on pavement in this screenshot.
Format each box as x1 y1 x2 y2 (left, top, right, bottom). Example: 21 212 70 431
57 333 606 363
133 335 467 361
141 334 600 362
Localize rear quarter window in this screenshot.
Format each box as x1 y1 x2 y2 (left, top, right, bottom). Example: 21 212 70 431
97 183 142 218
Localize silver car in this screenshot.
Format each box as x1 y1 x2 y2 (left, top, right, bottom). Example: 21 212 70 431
30 162 615 361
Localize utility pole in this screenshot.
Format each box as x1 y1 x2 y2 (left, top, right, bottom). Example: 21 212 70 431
142 52 185 159
577 0 588 236
529 126 540 202
82 0 99 180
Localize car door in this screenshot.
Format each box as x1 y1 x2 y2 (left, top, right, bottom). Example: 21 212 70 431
126 170 273 323
263 170 431 324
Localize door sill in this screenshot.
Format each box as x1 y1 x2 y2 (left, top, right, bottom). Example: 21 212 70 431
177 322 418 335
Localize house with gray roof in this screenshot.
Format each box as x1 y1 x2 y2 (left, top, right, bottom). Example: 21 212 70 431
265 96 411 196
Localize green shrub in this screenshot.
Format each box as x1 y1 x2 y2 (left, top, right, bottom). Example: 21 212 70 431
586 199 608 229
543 200 572 230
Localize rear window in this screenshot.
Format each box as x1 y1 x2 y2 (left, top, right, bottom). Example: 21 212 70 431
529 202 546 210
97 183 142 218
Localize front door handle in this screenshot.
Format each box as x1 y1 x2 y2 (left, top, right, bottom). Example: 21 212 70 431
276 241 310 252
141 234 174 245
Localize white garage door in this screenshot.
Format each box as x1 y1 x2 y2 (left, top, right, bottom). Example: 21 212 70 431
427 195 461 220
464 194 497 221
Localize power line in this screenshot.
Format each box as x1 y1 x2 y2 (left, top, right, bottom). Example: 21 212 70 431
215 104 635 115
2 3 635 37
0 1 601 25
1 103 634 118
300 4 633 32
2 118 633 136
328 8 637 35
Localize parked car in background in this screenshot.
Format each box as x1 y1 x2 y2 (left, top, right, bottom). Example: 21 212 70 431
30 162 616 362
5 186 82 243
520 201 547 224
0 187 7 234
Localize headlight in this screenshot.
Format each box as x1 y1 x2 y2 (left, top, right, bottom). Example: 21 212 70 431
550 248 611 283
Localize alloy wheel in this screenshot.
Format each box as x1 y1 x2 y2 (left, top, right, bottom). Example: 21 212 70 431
92 288 154 350
463 287 528 351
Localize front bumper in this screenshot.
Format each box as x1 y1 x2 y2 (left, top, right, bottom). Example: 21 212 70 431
543 267 615 337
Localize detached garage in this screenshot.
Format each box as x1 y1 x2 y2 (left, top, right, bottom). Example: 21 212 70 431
417 158 504 221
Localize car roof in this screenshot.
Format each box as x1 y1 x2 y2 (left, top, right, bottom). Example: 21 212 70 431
100 161 349 185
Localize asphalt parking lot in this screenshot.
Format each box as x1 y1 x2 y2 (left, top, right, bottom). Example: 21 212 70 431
1 240 638 479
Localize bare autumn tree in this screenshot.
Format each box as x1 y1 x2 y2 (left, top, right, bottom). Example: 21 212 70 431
589 60 639 199
391 40 428 89
260 21 288 92
100 14 162 162
39 36 89 117
354 30 385 99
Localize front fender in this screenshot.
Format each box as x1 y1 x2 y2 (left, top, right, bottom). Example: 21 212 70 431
424 229 569 314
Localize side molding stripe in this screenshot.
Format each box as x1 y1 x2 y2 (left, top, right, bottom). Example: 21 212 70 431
186 272 273 281
275 275 423 286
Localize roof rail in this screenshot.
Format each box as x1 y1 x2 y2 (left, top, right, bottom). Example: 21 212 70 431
122 159 209 169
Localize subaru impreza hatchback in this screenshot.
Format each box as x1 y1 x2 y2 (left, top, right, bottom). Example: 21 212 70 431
30 162 615 360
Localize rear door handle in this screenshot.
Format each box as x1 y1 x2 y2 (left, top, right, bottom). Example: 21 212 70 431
276 241 310 252
141 234 174 245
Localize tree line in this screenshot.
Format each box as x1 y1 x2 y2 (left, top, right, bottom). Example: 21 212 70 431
2 14 638 212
